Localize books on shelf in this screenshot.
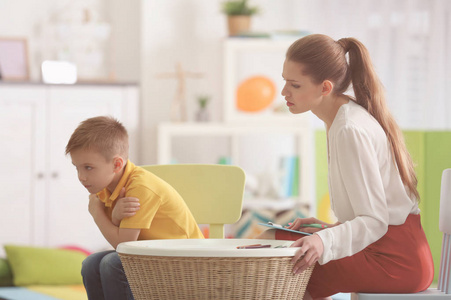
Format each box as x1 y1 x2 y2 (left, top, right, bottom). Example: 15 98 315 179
279 155 300 199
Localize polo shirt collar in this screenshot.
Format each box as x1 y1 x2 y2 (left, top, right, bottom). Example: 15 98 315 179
98 160 134 207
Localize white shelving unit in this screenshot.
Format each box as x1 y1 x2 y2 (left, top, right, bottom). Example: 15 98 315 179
157 38 315 214
223 37 304 124
157 121 314 213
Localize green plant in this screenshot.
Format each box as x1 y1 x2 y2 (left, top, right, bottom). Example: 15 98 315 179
221 0 259 16
198 95 210 108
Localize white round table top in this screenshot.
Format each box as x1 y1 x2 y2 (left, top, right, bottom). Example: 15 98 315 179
116 238 299 257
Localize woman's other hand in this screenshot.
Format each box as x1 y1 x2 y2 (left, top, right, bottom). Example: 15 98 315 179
291 234 324 274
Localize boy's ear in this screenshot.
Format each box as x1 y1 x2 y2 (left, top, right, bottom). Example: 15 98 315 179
113 156 125 173
321 80 334 96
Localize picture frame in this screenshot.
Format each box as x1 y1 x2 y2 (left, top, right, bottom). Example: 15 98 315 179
0 38 29 81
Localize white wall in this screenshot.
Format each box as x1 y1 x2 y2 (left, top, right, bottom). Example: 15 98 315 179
0 0 140 82
108 0 141 82
139 0 312 165
0 0 54 79
1 0 449 165
140 0 224 164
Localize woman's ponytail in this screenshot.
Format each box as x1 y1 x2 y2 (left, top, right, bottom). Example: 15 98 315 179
288 34 420 201
340 38 420 201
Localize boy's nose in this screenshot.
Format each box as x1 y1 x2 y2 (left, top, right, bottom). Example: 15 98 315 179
78 173 87 182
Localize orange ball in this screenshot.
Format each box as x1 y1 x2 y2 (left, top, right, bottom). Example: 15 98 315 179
236 76 276 112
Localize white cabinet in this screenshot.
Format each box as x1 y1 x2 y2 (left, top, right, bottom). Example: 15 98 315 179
0 83 139 255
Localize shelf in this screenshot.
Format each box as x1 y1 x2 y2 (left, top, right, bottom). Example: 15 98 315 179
242 198 298 211
223 38 307 124
157 122 315 213
157 38 316 213
158 121 310 135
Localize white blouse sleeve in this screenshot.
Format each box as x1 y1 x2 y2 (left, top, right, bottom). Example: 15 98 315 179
316 125 390 265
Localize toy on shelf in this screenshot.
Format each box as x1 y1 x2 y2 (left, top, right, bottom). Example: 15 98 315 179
236 75 276 112
157 62 203 122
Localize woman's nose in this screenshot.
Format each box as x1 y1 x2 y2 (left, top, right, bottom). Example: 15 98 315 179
281 84 288 97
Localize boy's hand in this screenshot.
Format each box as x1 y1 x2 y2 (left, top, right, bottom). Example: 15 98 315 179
88 194 105 218
112 188 140 226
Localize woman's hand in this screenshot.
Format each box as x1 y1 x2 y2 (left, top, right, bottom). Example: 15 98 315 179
291 234 324 274
112 188 140 226
286 217 334 234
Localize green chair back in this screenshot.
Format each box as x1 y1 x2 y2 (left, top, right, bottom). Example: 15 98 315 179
141 164 245 238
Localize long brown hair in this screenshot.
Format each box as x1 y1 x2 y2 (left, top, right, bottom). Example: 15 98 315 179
287 34 419 201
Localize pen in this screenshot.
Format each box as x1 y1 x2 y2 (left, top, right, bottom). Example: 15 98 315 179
300 223 328 229
237 244 272 249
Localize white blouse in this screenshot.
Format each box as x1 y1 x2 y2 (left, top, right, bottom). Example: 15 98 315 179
316 100 419 265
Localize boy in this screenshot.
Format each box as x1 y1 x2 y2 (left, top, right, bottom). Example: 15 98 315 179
66 116 203 300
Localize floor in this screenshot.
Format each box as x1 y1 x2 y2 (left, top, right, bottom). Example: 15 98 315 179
333 293 351 300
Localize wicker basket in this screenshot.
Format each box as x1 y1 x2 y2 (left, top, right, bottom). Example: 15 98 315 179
118 239 314 300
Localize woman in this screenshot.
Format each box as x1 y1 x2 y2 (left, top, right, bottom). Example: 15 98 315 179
259 34 433 299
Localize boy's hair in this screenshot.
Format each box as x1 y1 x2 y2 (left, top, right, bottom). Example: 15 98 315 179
65 116 129 161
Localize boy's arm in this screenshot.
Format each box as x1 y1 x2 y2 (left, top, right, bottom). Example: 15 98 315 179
89 194 140 249
112 188 140 226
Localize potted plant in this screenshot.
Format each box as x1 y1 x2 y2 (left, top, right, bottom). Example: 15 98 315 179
221 0 259 36
195 95 211 122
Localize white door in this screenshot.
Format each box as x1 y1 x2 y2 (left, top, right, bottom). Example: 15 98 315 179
0 86 47 256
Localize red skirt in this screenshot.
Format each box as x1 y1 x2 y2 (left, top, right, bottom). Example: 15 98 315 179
275 214 434 298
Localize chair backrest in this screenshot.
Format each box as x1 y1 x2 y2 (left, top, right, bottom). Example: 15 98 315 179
438 168 451 293
141 164 245 239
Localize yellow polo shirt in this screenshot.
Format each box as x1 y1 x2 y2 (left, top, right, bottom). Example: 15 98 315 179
97 161 204 240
